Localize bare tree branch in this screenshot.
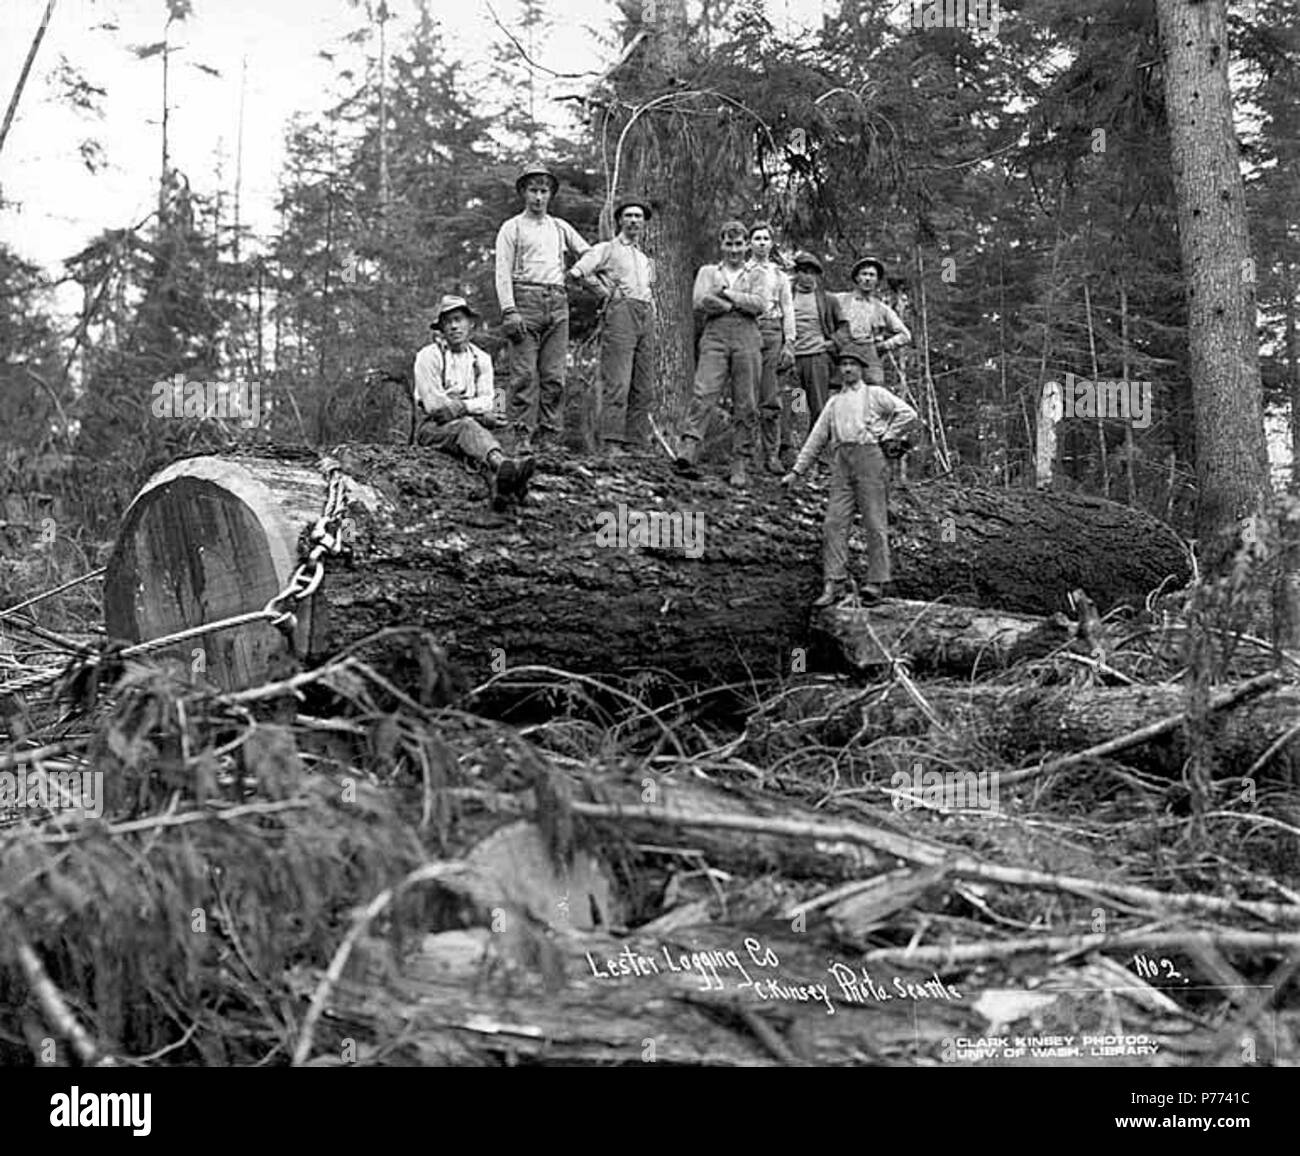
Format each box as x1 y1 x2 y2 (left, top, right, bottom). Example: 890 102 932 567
0 0 57 159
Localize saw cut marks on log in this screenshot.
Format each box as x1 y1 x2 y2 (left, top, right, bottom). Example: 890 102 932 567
103 445 1193 690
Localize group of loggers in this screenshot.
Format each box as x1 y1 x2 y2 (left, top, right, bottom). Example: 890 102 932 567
411 163 920 608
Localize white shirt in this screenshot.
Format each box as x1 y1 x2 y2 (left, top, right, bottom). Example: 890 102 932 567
413 340 495 418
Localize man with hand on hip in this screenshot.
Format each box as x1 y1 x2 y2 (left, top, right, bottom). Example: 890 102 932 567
494 162 591 454
568 196 656 456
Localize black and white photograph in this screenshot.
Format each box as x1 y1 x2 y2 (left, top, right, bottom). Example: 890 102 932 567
0 0 1295 1118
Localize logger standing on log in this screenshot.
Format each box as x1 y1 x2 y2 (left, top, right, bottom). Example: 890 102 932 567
839 256 911 387
746 222 796 475
414 295 533 512
782 344 918 606
782 250 849 469
495 163 591 455
567 197 656 457
675 220 767 486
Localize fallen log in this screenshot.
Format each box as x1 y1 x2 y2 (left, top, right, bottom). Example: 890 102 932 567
753 678 1300 781
103 445 1191 690
812 599 1077 674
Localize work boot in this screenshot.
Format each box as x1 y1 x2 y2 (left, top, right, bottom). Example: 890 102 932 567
812 579 847 608
674 436 700 478
496 458 525 501
729 460 747 488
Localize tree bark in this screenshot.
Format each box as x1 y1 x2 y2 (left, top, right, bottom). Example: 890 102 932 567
1155 0 1270 566
103 446 1193 691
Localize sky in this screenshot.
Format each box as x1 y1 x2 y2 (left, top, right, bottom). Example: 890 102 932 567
0 0 832 288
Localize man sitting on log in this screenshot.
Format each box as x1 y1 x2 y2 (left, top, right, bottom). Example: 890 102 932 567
782 344 918 607
413 295 533 512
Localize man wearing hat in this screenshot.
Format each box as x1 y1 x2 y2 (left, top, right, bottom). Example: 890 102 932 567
494 163 592 454
782 249 849 468
413 295 533 512
781 343 918 607
567 196 656 455
838 255 912 387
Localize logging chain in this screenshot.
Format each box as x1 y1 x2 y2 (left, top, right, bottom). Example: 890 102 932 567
0 460 352 699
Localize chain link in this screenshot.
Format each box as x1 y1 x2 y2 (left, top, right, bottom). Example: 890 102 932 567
261 468 350 638
1 464 353 700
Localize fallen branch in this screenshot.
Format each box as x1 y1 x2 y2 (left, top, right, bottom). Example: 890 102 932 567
291 861 466 1067
998 670 1286 785
10 924 108 1066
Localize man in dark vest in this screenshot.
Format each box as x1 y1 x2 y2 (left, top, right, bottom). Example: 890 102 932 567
782 249 849 467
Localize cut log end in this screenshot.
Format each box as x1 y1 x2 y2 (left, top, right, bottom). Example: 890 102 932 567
105 456 330 689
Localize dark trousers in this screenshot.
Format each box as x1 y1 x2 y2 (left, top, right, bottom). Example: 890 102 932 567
781 352 831 453
507 283 569 440
599 298 655 447
823 443 890 585
679 313 759 461
415 416 500 465
756 321 784 458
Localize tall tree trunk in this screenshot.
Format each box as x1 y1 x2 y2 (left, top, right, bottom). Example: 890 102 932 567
1120 278 1137 506
0 0 56 158
1155 0 1270 567
621 1 696 437
1083 281 1109 497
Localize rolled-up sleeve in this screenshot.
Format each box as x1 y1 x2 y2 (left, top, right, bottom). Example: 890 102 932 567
465 350 495 415
494 220 517 313
779 274 796 344
413 345 446 415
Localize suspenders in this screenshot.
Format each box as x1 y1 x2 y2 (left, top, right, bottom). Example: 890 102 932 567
512 215 566 279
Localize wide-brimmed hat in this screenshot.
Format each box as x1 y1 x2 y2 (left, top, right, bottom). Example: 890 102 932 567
516 162 559 196
613 197 652 223
431 294 479 328
791 250 824 274
834 343 874 369
851 255 887 282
